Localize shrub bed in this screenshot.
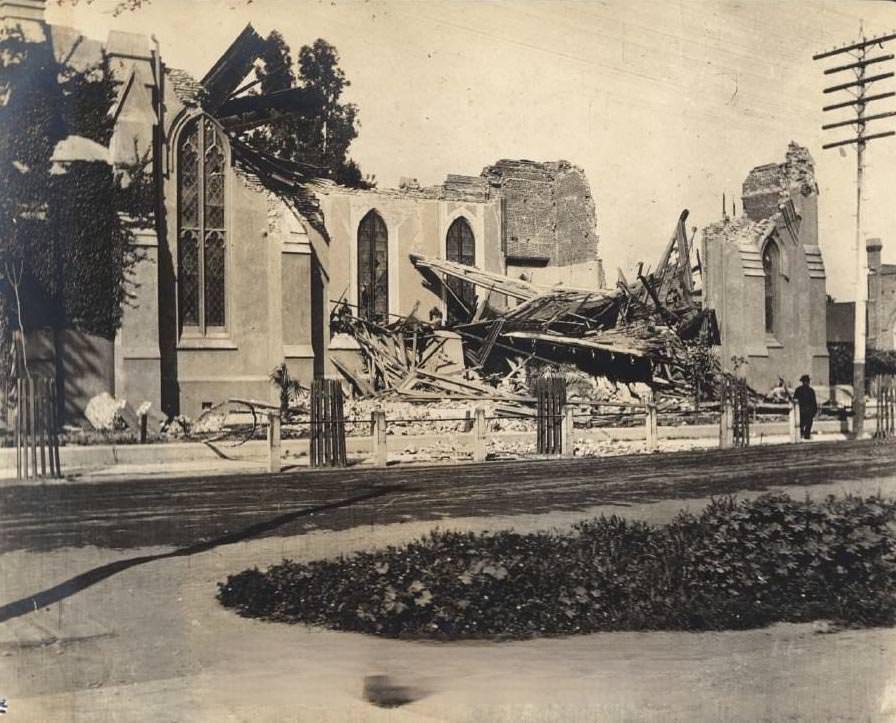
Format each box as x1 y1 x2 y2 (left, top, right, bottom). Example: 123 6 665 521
217 494 896 639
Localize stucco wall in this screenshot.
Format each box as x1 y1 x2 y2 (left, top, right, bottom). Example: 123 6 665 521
160 105 318 417
702 151 829 393
316 189 502 321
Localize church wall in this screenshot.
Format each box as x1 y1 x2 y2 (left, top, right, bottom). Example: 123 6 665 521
163 158 288 418
702 143 830 393
24 330 115 422
316 190 502 321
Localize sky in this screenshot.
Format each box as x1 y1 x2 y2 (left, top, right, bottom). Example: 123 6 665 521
47 0 896 299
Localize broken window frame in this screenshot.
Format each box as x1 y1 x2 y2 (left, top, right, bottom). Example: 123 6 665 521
177 114 229 337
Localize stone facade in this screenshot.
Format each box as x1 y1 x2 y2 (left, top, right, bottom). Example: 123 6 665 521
5 6 603 420
702 143 829 392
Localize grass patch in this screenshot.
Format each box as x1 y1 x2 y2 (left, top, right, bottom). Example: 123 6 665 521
217 494 896 639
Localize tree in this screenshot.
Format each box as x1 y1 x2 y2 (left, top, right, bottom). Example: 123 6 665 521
246 34 373 189
0 27 147 393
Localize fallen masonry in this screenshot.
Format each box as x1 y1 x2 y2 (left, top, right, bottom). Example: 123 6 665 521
329 209 726 414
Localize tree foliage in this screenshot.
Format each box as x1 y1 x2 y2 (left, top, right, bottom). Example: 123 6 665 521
246 33 373 188
0 26 148 371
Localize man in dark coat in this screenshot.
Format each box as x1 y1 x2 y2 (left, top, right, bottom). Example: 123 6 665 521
793 374 818 440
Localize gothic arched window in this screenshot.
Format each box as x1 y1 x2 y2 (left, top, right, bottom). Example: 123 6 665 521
445 217 476 323
178 116 227 332
762 240 780 335
357 210 389 322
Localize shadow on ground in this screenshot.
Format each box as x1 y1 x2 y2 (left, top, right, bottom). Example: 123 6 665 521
0 485 407 623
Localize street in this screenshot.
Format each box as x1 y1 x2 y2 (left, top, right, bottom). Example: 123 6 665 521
2 438 895 553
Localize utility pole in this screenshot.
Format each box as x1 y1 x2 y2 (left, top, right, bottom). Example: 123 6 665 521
814 28 896 439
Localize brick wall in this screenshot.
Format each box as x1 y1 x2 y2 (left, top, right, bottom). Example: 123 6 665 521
742 142 817 222
481 159 599 266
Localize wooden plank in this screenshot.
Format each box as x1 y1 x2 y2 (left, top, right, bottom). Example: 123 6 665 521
29 377 37 478
310 382 319 466
413 368 530 402
502 330 649 358
38 379 46 477
330 356 375 396
50 379 60 477
15 378 21 480
410 253 544 301
336 382 347 466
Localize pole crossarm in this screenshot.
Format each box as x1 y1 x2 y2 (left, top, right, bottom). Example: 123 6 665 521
823 91 896 112
814 28 896 441
822 110 896 130
822 130 896 149
825 53 895 74
823 71 894 93
812 30 896 60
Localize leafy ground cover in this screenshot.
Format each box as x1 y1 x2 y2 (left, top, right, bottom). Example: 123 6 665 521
217 494 896 639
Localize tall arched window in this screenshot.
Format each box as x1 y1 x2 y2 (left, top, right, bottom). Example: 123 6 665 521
762 240 780 335
357 210 388 322
178 116 227 332
445 217 476 323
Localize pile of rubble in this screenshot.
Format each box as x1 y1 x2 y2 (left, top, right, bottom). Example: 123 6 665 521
330 210 727 412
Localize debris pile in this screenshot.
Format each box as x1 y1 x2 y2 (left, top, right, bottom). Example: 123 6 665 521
330 209 725 411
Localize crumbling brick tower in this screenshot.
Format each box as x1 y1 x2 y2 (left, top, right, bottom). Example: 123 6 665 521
482 160 604 289
702 142 829 392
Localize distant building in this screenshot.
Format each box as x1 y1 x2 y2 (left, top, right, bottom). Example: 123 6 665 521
701 142 829 392
827 237 896 387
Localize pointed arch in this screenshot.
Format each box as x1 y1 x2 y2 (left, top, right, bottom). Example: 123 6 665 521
357 210 389 322
177 114 228 333
445 216 477 323
762 239 781 335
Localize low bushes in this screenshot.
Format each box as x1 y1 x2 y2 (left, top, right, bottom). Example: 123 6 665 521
217 494 896 639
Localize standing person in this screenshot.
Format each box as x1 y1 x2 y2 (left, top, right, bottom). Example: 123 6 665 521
793 374 818 440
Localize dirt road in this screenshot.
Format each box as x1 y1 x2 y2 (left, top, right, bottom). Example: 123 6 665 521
2 439 895 553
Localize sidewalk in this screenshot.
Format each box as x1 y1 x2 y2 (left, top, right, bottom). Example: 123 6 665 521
1 419 853 483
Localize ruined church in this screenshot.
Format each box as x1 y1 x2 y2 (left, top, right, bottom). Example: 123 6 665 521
701 143 829 392
4 5 603 419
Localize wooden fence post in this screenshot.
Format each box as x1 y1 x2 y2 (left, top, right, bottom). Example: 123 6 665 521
49 379 61 478
644 393 658 452
11 377 62 480
28 376 36 478
536 374 566 455
473 407 487 462
372 409 388 467
15 378 22 480
720 398 733 449
562 403 576 457
267 411 281 473
789 400 801 443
